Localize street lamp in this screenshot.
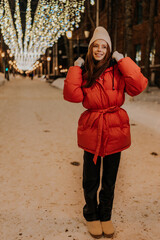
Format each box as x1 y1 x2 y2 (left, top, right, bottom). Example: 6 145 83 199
66 30 72 39
8 60 13 74
1 52 5 58
84 30 90 39
52 43 59 77
54 66 58 76
47 56 51 80
66 30 74 67
39 62 43 77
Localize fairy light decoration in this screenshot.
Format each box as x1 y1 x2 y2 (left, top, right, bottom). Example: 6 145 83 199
90 0 95 5
0 0 85 71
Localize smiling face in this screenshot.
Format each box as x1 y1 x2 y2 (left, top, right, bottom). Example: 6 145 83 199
92 39 108 61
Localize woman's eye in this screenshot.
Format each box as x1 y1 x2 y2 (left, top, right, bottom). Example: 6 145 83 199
93 45 107 49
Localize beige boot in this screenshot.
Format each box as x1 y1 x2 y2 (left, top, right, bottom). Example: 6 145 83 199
86 220 103 238
101 220 114 238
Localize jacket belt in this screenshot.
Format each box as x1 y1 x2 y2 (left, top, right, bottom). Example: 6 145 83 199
88 106 120 164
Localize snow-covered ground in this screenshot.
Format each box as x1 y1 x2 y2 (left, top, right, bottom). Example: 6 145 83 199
0 76 159 240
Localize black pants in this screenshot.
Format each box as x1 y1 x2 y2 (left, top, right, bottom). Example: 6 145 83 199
83 151 121 221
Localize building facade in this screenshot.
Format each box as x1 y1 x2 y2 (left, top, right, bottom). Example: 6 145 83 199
71 0 160 86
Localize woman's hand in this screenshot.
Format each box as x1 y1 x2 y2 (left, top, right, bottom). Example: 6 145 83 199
74 57 85 67
112 51 124 62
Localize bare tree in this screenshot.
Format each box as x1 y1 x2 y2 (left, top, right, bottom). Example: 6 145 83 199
124 0 133 58
142 0 149 20
87 0 96 29
144 0 156 88
63 35 69 68
107 0 112 35
106 0 119 52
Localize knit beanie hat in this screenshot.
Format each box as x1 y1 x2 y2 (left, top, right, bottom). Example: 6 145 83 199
88 26 112 51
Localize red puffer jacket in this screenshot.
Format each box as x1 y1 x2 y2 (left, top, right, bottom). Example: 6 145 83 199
63 57 148 164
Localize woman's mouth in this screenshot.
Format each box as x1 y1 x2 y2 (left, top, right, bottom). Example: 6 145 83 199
95 53 103 57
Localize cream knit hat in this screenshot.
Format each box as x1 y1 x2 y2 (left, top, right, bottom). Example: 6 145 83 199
89 26 112 51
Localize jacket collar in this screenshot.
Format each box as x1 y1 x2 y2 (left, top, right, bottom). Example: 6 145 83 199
104 66 113 72
104 60 117 72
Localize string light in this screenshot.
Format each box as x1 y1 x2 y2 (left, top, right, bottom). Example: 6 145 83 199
90 0 95 5
0 0 19 55
0 0 86 71
24 0 32 53
14 0 23 52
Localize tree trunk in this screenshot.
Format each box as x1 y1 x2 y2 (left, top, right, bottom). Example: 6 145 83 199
124 0 133 58
87 0 95 29
107 0 118 52
113 0 118 52
144 0 156 90
142 0 149 20
63 35 69 68
107 0 112 35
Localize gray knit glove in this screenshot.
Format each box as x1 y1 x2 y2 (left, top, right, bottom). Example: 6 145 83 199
74 57 85 67
112 51 124 62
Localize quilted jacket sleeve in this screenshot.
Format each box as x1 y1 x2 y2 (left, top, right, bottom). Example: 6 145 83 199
118 57 148 96
63 66 84 103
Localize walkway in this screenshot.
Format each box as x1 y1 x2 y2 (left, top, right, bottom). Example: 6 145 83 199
0 77 159 240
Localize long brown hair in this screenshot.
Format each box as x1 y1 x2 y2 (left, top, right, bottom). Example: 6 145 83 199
83 43 111 88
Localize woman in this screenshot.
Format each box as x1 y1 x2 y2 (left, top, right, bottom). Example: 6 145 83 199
63 26 148 238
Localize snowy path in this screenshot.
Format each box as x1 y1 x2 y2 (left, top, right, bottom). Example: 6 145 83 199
123 96 160 134
0 77 160 240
